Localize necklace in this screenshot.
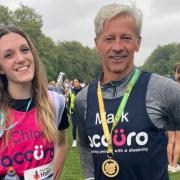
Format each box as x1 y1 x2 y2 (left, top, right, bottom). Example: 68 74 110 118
0 98 32 138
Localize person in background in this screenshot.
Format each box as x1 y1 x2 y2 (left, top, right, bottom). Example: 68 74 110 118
173 63 180 83
48 80 57 92
56 81 65 95
167 63 180 172
74 3 180 180
68 78 82 147
0 26 69 180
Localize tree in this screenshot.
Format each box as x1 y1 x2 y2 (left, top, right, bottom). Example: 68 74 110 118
0 5 13 25
12 5 43 45
0 4 102 82
56 41 101 82
142 43 179 76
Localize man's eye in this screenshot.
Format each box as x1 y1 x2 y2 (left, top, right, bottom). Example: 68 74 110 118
123 36 132 40
4 53 13 59
105 37 113 41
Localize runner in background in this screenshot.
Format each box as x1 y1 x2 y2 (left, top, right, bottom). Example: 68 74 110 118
167 63 180 172
174 63 180 83
68 78 83 147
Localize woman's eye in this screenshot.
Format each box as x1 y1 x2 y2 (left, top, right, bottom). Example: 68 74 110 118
21 47 30 53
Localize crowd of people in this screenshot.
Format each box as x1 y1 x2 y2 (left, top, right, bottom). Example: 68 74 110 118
0 2 180 180
48 78 85 148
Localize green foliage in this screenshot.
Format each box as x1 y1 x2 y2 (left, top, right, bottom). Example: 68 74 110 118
56 41 101 82
142 43 180 76
0 4 101 82
0 5 13 25
12 5 43 44
2 3 180 82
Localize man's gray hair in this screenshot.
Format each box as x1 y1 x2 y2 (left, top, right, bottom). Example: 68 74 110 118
94 3 143 37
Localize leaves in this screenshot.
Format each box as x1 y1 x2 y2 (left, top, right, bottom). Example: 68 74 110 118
141 43 180 76
1 4 179 81
0 4 101 82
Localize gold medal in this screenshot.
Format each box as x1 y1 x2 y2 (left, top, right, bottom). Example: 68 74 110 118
102 158 119 177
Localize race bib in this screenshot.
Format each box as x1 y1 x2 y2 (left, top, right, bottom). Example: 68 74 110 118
24 162 53 180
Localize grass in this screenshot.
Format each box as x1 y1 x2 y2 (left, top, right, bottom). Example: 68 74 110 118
61 121 180 180
170 172 180 180
61 121 83 180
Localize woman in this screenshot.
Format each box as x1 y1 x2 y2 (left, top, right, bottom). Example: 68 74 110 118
68 78 82 147
0 26 69 179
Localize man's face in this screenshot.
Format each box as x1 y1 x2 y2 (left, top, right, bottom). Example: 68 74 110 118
95 15 141 81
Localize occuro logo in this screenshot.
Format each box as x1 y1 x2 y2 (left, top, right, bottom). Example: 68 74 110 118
88 128 148 148
1 146 54 168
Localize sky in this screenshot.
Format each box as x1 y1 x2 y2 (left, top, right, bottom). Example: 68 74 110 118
0 0 180 66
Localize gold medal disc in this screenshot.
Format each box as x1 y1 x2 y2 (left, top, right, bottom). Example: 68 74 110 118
102 159 119 177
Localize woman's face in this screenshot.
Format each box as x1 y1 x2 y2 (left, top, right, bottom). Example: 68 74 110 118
73 79 80 88
0 32 35 87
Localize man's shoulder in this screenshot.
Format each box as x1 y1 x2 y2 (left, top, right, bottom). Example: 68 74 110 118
147 73 180 96
75 85 89 103
149 73 177 86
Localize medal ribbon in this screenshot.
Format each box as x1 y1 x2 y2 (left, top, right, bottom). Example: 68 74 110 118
97 69 141 155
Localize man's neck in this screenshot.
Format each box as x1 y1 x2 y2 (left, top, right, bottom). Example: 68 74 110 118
102 67 135 84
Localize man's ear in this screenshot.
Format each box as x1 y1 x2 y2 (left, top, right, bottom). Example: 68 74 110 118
94 37 100 53
135 36 141 52
0 66 5 75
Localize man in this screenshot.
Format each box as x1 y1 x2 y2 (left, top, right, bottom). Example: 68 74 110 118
74 3 180 180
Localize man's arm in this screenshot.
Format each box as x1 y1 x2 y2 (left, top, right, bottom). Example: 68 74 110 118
79 144 95 180
147 74 180 167
75 87 95 179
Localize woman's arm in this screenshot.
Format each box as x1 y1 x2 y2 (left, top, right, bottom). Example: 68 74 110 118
167 131 175 166
53 130 68 180
167 130 180 167
173 131 180 166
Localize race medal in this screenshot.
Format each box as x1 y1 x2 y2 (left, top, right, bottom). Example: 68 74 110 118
98 70 141 178
102 158 119 177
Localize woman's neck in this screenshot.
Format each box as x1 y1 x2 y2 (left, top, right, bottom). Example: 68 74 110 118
8 82 32 99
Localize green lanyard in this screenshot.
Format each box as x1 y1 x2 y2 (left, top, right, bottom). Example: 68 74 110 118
97 69 141 155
